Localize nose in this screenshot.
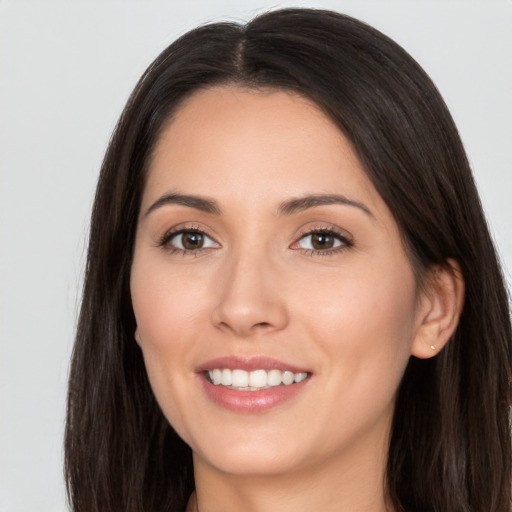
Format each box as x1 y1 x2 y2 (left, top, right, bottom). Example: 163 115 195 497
211 251 289 337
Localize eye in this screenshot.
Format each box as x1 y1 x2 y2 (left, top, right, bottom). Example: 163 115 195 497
294 228 352 253
162 229 218 252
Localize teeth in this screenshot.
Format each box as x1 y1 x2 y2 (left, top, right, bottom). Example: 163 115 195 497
282 371 294 385
248 369 267 387
232 369 249 387
212 369 222 385
207 368 309 389
294 372 308 383
221 368 232 386
267 369 282 386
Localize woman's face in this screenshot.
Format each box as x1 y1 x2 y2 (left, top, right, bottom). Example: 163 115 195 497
131 86 427 478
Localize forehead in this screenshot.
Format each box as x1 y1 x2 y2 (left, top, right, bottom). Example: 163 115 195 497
144 86 386 218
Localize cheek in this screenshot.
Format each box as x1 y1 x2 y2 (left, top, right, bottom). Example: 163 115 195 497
297 258 418 386
292 264 418 452
130 255 204 427
131 256 208 346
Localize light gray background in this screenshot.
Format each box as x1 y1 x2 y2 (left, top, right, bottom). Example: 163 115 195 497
1 1 510 510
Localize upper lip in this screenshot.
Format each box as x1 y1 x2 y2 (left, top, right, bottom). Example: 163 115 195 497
195 356 310 374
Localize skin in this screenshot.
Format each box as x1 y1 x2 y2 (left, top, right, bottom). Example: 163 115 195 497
130 86 463 512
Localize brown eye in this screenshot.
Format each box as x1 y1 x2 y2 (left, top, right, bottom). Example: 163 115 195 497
296 230 349 252
182 231 204 250
310 233 336 250
166 230 218 251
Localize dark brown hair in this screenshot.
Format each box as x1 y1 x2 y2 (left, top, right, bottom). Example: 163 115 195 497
65 8 512 512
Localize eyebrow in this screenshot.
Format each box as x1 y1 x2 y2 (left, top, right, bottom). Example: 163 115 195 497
144 192 373 218
278 194 373 218
144 192 222 217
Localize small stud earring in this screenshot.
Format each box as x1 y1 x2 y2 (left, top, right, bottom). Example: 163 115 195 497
430 345 436 350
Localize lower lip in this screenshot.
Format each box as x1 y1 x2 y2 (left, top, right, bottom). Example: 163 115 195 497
199 374 310 413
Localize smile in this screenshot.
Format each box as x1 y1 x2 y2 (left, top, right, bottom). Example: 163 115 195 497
197 357 312 412
207 368 309 390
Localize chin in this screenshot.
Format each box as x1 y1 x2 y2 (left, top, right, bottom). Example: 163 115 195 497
194 444 306 477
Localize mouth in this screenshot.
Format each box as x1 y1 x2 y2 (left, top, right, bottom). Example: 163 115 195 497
205 368 310 390
197 356 312 412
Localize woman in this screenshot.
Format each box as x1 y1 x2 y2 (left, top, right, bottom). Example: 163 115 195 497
65 8 511 512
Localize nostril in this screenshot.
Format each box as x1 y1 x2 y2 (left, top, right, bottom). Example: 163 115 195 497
254 322 272 329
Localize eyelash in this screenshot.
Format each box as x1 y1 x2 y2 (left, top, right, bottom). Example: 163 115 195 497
157 225 354 257
294 227 354 256
158 226 214 256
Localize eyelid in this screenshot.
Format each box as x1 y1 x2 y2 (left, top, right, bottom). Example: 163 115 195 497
155 222 353 256
290 225 354 254
157 224 220 253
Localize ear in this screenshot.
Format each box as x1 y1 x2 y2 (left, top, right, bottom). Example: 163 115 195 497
411 259 465 359
134 327 141 346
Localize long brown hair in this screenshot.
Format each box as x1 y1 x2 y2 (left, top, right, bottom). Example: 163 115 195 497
65 8 512 512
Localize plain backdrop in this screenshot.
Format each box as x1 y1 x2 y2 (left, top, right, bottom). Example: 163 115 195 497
0 1 510 510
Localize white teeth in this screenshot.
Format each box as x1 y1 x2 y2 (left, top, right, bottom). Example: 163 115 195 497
248 369 267 387
294 372 308 383
207 368 309 389
211 369 222 385
267 369 282 386
282 371 295 385
221 368 232 386
231 369 249 387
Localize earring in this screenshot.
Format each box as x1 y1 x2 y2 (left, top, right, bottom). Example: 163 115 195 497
430 345 436 350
